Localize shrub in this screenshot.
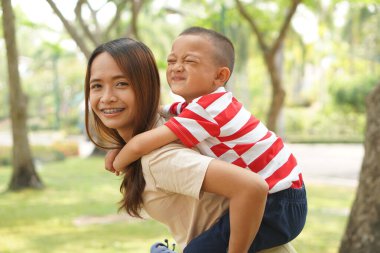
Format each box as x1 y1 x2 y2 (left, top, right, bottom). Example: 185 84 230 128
51 141 79 157
329 75 378 113
0 144 70 167
0 147 12 166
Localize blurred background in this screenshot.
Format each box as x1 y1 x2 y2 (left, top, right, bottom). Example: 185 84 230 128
0 0 379 252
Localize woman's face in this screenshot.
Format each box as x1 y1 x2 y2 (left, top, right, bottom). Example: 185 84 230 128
89 52 136 139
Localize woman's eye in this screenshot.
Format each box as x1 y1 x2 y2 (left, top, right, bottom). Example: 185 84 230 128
90 83 101 89
116 82 129 87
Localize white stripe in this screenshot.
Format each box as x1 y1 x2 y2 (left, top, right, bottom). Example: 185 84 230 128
176 117 212 142
241 134 278 164
196 141 218 158
186 102 218 125
269 165 301 193
176 103 183 115
230 122 269 144
218 150 241 164
206 92 232 118
258 146 292 179
220 107 251 136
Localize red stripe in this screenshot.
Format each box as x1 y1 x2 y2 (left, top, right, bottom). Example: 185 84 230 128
248 137 283 173
179 109 220 137
169 102 181 115
266 154 298 190
180 102 188 113
214 98 242 127
218 115 261 142
233 143 255 156
291 173 303 189
165 118 199 147
210 143 230 157
232 157 248 168
197 92 226 109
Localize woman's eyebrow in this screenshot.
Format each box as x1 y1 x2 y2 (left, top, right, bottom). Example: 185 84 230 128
90 75 126 83
111 75 127 80
89 78 101 84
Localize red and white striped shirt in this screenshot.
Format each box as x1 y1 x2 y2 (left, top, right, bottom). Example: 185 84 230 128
165 87 303 193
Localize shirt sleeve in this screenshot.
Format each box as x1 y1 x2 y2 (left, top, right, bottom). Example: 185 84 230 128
170 101 188 115
165 101 220 148
141 143 214 199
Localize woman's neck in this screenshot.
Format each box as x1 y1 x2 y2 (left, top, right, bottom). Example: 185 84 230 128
117 128 134 142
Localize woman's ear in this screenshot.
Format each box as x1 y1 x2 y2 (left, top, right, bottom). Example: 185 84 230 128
214 67 231 86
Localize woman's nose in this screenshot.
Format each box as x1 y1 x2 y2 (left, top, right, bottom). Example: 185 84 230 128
100 88 117 103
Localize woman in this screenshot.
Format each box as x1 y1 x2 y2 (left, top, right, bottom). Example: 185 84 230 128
84 37 297 253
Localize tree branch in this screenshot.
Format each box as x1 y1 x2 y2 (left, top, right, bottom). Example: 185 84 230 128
45 0 91 58
129 0 144 39
235 0 268 53
271 0 301 55
105 0 129 39
75 0 98 47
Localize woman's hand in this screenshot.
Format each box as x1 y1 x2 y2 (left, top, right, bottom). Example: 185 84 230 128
105 149 121 176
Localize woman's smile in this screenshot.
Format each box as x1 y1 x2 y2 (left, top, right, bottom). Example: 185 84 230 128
100 107 125 116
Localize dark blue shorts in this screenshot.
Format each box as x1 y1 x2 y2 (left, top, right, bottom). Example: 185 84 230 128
184 185 307 253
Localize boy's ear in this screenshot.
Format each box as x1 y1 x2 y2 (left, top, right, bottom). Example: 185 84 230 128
214 67 231 86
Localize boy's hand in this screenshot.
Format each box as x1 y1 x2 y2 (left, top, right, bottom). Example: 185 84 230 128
105 149 121 176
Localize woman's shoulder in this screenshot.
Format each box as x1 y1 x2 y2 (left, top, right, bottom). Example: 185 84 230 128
141 142 213 196
141 142 212 171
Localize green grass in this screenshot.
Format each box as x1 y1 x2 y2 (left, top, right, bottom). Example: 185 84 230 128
291 185 355 253
0 157 172 253
0 157 356 253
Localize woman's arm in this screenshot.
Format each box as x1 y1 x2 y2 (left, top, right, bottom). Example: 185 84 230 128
113 125 178 171
202 159 269 253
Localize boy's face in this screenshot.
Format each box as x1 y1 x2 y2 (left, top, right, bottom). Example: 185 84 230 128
166 34 223 102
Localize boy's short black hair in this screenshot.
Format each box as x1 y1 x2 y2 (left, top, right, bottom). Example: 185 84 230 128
180 26 235 73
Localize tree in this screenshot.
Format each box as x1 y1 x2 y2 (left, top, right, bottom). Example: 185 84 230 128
339 82 380 253
45 0 145 59
235 0 301 131
1 0 43 190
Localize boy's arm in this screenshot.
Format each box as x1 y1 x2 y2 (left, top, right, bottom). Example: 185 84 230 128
202 159 268 253
113 125 178 172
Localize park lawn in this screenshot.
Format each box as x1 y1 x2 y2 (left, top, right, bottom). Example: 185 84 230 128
0 157 355 253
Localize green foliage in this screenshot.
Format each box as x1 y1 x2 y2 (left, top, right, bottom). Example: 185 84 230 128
2 0 380 143
329 75 378 113
284 106 365 143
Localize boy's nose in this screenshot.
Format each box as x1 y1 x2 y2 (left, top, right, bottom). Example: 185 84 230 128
172 62 184 72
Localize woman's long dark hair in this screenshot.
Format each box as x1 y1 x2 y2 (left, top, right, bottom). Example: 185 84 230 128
84 38 161 217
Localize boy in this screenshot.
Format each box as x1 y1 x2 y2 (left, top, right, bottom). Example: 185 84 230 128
107 27 307 252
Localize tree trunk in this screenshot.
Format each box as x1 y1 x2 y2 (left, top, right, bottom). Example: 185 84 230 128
1 0 43 190
235 0 300 132
339 83 380 253
265 45 286 132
